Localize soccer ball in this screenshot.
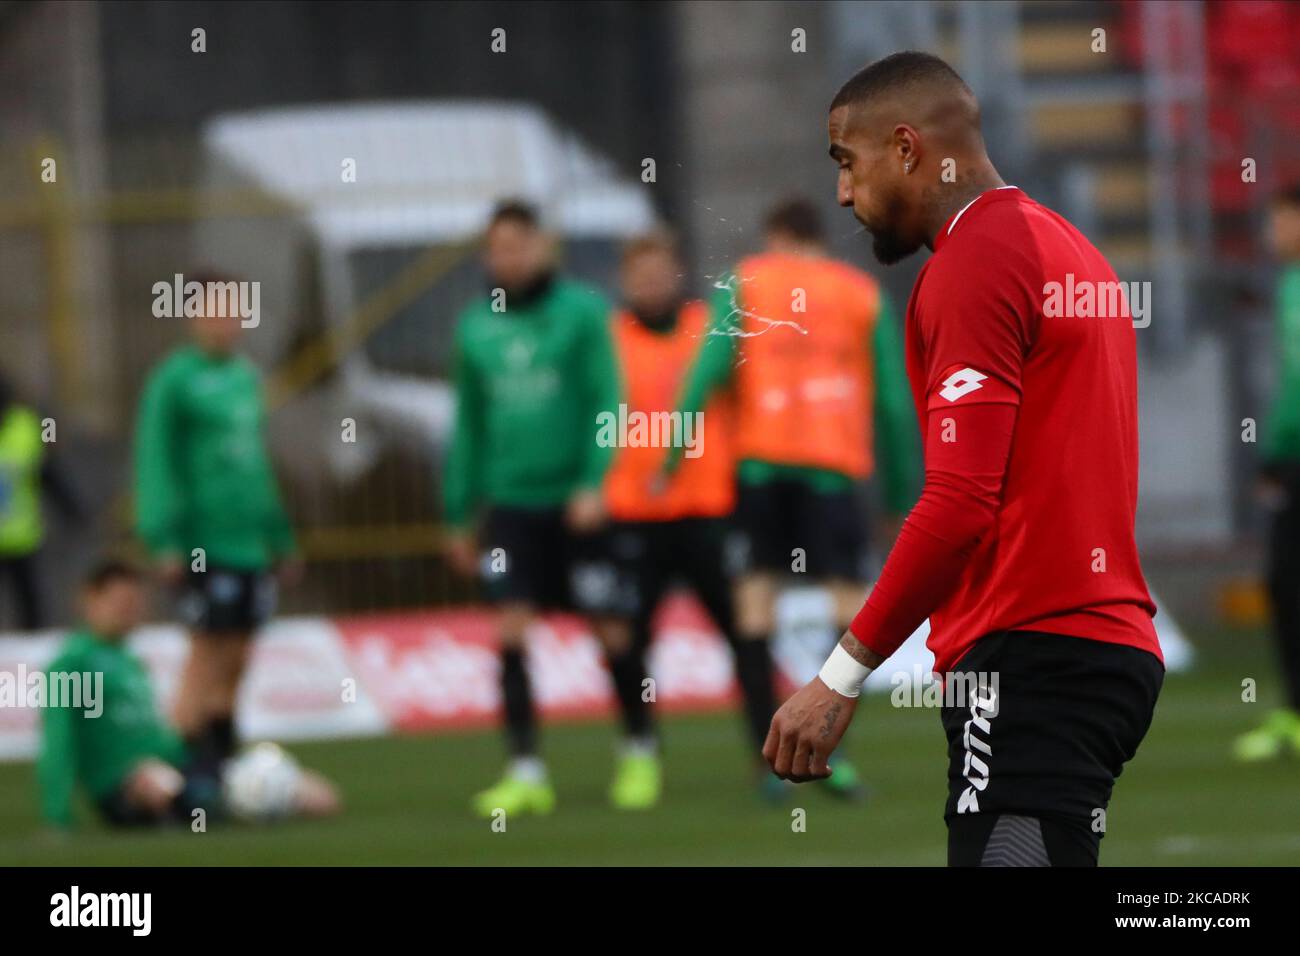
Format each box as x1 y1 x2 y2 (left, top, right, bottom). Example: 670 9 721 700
222 742 303 822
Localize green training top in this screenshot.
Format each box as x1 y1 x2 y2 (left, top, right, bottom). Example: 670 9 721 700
134 345 296 570
1265 264 1300 465
38 630 187 829
442 278 619 528
674 282 922 512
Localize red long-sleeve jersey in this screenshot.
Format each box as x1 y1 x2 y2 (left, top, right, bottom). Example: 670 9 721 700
850 187 1161 675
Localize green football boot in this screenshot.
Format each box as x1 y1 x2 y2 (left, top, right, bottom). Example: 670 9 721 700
1232 708 1300 763
818 755 869 803
610 752 663 810
471 773 557 819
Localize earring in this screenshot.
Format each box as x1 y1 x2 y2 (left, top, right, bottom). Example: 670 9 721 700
904 161 913 173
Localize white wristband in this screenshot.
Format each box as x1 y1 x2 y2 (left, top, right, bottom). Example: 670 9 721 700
817 643 874 698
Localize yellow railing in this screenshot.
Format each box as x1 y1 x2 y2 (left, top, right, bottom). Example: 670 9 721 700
3 140 481 568
267 238 476 408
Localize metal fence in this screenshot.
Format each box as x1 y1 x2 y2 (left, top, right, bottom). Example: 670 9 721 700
0 104 655 624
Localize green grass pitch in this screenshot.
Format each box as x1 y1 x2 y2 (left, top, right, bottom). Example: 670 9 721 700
2 628 1298 865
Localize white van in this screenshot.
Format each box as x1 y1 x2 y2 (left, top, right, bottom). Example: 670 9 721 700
195 101 656 486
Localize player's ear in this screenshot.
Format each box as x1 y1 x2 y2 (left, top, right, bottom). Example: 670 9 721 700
893 124 919 175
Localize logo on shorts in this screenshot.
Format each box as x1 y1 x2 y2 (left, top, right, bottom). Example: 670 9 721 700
570 561 628 614
938 367 987 403
253 577 279 620
957 683 998 814
209 573 241 602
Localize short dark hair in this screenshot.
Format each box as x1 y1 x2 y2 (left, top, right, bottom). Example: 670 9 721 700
831 50 972 113
487 198 540 231
84 559 142 592
764 197 824 243
1274 183 1300 209
621 229 680 267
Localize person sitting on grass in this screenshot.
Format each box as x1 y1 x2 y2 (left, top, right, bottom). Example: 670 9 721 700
37 559 339 830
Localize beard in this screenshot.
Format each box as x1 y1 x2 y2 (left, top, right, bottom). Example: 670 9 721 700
869 227 920 265
858 187 921 265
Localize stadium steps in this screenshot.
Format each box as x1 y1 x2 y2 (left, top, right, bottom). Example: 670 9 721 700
934 1 1160 271
1019 24 1113 74
1093 162 1149 208
1013 1 1156 272
1029 99 1137 149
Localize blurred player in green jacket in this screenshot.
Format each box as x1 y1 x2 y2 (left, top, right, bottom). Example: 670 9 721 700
133 276 301 781
1238 185 1300 761
39 560 197 829
443 200 640 817
39 559 337 829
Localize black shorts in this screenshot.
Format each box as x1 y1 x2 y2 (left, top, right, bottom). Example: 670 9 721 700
478 506 608 612
180 566 277 634
734 478 869 580
97 787 163 828
580 517 742 625
940 630 1164 860
96 763 220 828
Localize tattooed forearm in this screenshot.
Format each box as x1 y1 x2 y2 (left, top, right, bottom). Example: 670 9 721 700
819 700 842 740
839 631 886 669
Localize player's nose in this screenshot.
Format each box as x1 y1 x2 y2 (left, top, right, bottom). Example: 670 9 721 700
836 172 854 207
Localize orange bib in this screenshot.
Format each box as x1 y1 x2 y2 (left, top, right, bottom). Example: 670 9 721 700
604 302 736 521
730 252 879 478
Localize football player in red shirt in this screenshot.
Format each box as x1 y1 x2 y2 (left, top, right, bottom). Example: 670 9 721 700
763 51 1164 867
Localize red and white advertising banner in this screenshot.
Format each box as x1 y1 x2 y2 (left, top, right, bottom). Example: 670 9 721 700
335 595 752 734
0 589 1192 761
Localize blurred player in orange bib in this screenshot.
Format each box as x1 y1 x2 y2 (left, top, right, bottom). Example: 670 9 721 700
581 232 772 805
672 198 921 800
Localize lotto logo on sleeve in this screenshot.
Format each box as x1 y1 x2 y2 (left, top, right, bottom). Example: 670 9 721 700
928 365 1019 410
938 367 988 402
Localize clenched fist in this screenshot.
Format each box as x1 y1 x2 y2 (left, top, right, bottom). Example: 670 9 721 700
762 677 859 782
